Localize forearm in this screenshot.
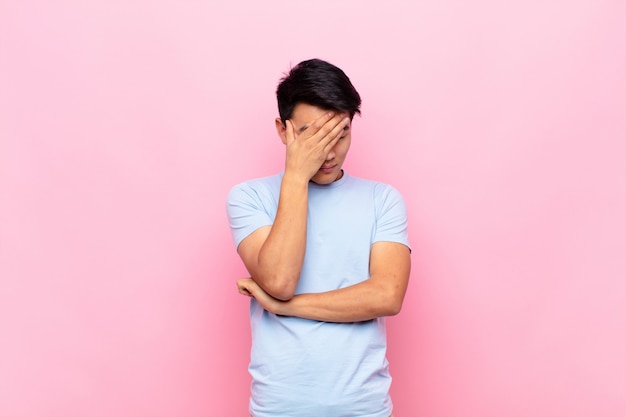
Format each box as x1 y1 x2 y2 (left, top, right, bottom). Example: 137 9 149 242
255 173 309 299
277 278 405 323
240 242 411 321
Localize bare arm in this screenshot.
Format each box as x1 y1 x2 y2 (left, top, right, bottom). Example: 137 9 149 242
237 112 350 300
237 241 411 322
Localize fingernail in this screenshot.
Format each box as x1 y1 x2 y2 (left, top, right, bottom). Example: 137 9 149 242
328 111 334 117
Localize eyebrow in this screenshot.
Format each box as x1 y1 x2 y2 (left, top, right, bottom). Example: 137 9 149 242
298 124 309 133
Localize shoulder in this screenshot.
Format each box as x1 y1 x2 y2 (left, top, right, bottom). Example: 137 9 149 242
351 176 407 221
227 173 283 202
347 174 405 202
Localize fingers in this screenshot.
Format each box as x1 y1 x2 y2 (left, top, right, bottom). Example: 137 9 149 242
304 113 348 143
282 111 350 181
238 286 252 297
237 278 254 297
303 111 337 138
294 114 349 159
322 117 350 152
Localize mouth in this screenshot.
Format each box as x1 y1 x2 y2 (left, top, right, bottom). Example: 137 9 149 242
319 165 336 173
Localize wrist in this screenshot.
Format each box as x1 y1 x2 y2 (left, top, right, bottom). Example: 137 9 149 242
282 170 311 188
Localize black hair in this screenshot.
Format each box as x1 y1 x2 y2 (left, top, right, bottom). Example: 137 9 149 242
276 59 362 124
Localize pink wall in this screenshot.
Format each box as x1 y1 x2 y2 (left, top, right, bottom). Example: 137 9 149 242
1 1 625 416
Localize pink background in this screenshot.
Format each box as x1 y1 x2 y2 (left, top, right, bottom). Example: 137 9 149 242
1 1 625 416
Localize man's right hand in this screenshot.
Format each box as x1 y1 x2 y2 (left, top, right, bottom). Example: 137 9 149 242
283 111 350 182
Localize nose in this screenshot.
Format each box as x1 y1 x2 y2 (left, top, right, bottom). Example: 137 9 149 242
325 146 336 161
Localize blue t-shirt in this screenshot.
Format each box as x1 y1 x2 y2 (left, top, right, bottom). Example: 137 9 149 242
227 171 410 417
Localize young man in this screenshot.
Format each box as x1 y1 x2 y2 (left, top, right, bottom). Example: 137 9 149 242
227 59 411 417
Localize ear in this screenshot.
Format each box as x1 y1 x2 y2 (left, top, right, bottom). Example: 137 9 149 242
275 118 288 145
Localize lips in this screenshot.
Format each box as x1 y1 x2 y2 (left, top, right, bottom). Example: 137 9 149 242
320 165 336 173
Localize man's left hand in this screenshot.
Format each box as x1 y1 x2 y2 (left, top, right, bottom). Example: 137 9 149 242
237 278 285 315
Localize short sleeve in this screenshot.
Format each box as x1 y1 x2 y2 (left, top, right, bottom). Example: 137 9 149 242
226 182 274 249
373 184 411 251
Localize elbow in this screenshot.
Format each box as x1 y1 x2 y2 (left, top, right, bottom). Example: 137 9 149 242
382 299 403 317
250 265 299 301
263 275 298 301
271 286 296 301
387 301 403 316
254 261 300 301
381 291 405 317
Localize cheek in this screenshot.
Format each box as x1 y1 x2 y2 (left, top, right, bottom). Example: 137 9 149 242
339 138 351 157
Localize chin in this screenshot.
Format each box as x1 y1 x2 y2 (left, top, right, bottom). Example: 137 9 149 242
311 171 341 185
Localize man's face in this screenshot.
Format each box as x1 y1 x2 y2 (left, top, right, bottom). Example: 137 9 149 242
286 103 352 185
